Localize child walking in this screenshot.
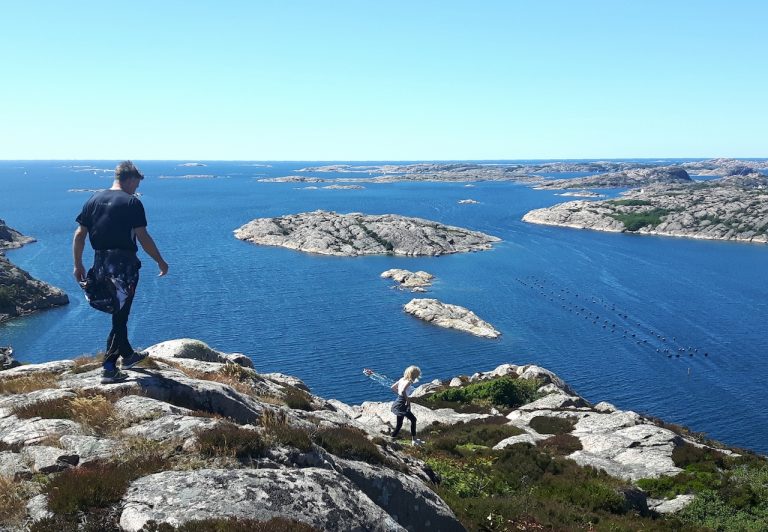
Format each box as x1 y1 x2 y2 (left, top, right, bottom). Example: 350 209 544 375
390 365 423 445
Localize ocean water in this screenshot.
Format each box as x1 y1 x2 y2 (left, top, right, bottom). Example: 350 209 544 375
1 160 767 454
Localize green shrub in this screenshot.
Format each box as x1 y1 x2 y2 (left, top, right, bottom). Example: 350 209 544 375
425 455 496 498
143 517 318 531
529 416 577 435
313 426 387 465
610 208 671 231
196 423 266 460
426 377 542 410
538 434 583 455
423 417 524 453
44 456 166 515
678 489 768 532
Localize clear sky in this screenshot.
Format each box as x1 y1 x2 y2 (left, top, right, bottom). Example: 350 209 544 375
1 1 766 160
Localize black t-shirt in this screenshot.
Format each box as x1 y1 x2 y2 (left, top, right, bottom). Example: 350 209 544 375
76 190 147 252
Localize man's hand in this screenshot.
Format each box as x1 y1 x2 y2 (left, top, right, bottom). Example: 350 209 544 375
157 259 169 277
73 264 86 283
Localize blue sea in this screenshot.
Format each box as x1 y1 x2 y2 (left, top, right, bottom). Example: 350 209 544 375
1 160 767 454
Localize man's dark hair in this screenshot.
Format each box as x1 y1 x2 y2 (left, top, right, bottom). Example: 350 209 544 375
115 161 144 181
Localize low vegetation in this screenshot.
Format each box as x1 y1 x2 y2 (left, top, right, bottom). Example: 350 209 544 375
608 199 653 206
71 353 104 374
0 372 58 394
195 423 266 461
421 417 524 453
424 376 543 412
12 392 117 435
635 442 768 530
43 456 168 515
0 476 26 528
529 415 577 435
610 208 671 231
313 426 388 465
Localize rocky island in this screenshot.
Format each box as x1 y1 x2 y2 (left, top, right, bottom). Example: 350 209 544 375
1 338 764 531
524 179 768 244
380 269 434 292
234 211 500 257
534 166 693 190
0 222 68 323
404 298 501 338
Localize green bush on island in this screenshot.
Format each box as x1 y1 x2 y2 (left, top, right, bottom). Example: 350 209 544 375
0 284 19 310
425 376 543 410
608 199 653 206
610 208 671 231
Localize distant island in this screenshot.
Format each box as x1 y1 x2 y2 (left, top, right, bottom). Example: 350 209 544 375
234 210 500 257
524 175 768 244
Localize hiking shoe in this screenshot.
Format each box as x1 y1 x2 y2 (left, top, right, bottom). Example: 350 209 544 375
122 351 148 369
101 367 129 384
412 438 425 446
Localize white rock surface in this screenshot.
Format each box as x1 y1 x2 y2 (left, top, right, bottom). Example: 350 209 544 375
119 468 407 532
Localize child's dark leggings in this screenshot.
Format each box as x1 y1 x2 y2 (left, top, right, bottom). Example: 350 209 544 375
392 411 417 438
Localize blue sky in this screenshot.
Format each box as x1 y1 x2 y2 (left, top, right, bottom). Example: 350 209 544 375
1 1 766 160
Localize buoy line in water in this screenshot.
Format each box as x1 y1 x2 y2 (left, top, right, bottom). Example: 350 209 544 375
516 275 711 360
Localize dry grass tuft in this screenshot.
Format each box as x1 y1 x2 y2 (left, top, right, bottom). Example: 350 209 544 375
0 476 26 527
163 360 257 397
71 353 104 374
12 392 118 435
0 372 58 394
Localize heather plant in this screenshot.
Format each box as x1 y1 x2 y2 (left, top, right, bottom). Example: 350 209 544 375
537 433 583 455
195 423 266 461
264 422 313 453
44 456 167 515
282 386 313 411
313 426 387 465
529 415 577 435
422 417 524 453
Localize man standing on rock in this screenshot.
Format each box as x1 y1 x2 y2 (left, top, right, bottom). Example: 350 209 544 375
72 161 169 384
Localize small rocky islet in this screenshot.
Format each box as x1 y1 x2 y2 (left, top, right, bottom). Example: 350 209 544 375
1 338 765 530
234 210 500 257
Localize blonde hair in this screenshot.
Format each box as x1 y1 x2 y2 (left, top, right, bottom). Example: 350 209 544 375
403 365 421 381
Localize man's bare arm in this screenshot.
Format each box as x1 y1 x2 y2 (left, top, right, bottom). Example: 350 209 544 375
134 226 169 276
72 225 88 282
